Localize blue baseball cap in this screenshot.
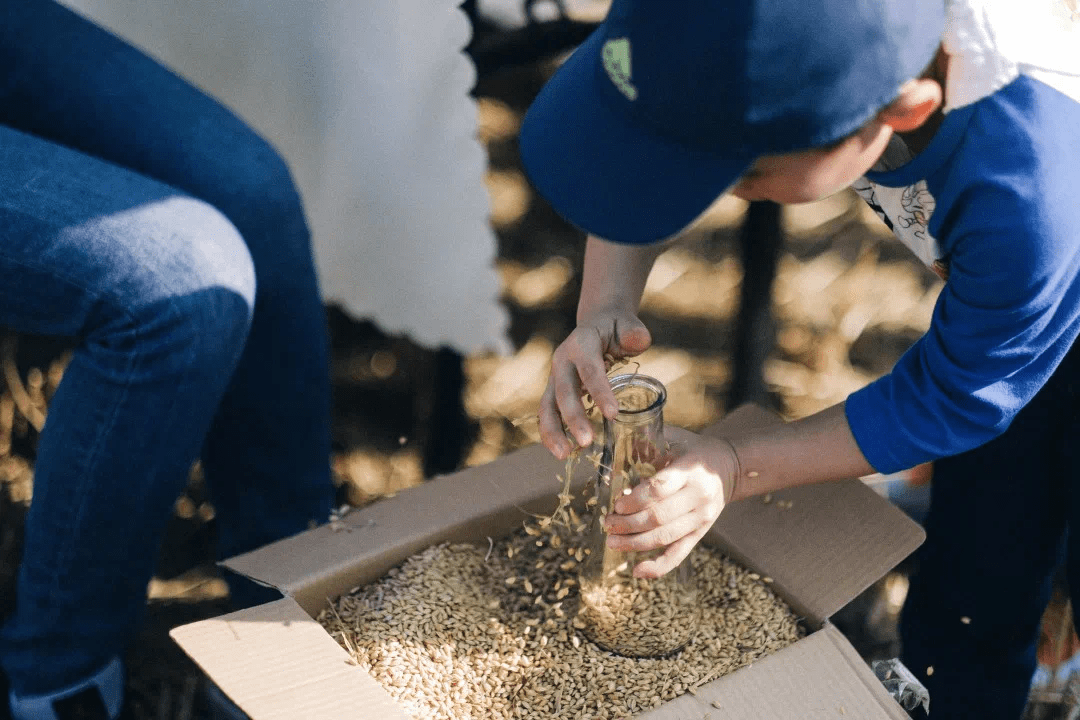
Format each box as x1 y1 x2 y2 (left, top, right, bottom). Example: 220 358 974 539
519 0 945 244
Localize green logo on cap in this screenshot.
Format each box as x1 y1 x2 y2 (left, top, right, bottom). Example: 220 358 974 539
602 38 638 101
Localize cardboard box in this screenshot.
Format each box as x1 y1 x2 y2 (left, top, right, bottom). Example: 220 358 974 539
172 405 925 719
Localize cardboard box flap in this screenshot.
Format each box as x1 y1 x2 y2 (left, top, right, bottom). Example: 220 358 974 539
222 442 584 615
635 623 909 719
702 405 925 625
169 597 407 720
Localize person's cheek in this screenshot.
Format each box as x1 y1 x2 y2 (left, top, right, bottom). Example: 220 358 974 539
770 176 826 204
730 183 765 202
790 163 853 203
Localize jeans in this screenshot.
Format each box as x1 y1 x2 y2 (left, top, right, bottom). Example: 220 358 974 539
901 337 1080 718
0 0 333 698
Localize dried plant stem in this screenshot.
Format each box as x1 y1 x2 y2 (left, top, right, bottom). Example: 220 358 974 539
1 335 45 432
0 391 14 457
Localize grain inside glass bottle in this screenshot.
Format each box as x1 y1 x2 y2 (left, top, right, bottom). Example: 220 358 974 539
578 373 701 658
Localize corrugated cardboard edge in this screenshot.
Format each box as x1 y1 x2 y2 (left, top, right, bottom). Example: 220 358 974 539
169 597 408 720
635 624 910 720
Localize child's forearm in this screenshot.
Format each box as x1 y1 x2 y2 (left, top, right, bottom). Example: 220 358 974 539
726 402 876 502
577 234 664 323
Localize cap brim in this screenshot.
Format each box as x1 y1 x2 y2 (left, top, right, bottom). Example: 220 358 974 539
519 29 753 245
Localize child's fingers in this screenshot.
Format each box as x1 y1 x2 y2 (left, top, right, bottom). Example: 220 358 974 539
613 469 688 515
605 507 707 554
575 356 619 419
538 380 571 459
551 357 593 448
614 316 652 356
538 318 644 459
604 486 698 535
567 329 619 418
631 525 710 579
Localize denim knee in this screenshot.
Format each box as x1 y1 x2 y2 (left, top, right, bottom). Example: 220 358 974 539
81 196 257 383
143 282 255 388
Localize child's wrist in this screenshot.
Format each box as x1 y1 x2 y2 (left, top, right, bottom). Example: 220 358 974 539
716 436 743 504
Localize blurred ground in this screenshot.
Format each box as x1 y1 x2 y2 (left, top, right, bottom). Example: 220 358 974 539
0 57 950 719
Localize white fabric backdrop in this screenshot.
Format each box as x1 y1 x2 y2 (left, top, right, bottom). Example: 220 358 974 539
61 0 511 354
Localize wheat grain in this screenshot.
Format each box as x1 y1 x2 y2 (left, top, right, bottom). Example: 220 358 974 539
319 520 803 720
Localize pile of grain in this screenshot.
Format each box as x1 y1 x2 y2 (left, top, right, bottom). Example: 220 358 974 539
319 516 804 720
577 574 699 659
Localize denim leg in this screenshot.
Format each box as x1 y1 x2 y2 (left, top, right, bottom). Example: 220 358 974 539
900 355 1073 719
0 0 334 561
0 124 256 695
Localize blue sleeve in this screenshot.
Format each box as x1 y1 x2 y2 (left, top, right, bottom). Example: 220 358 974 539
846 138 1080 473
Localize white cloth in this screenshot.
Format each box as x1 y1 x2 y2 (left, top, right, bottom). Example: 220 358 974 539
943 0 1080 111
61 0 510 354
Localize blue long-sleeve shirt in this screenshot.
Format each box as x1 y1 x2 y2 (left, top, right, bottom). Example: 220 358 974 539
845 73 1080 473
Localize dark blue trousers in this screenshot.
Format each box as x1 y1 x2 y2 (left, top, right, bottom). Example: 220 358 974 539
901 337 1080 718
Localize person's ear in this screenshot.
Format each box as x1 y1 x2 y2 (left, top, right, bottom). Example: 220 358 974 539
880 77 943 133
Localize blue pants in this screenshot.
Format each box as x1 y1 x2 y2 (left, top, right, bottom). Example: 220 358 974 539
0 0 333 699
901 338 1080 718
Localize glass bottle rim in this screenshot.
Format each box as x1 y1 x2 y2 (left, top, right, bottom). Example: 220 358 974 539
608 373 666 419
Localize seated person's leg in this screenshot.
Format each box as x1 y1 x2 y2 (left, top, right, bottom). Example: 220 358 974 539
0 0 334 568
0 124 256 718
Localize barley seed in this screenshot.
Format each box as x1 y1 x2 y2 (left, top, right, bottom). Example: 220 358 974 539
319 519 803 720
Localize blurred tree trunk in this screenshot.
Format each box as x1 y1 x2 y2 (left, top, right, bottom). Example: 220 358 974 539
420 348 474 478
728 201 783 409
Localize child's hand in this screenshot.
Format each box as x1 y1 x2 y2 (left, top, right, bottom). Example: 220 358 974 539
539 308 651 459
602 428 739 579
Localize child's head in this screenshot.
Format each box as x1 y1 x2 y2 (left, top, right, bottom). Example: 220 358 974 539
731 70 945 204
519 0 946 244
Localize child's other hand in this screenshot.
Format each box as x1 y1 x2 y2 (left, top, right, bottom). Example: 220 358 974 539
538 308 651 459
602 428 738 579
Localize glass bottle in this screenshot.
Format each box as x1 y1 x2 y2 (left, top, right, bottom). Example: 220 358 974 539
577 373 700 657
